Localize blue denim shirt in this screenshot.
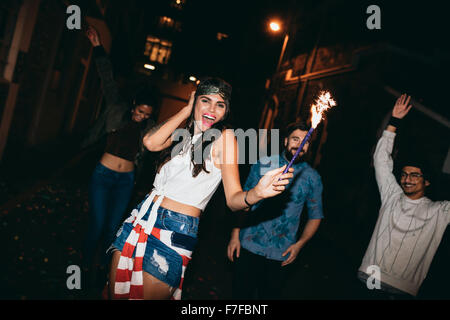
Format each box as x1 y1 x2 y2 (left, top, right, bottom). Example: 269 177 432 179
239 154 324 261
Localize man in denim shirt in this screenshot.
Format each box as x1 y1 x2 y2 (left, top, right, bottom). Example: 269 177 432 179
227 121 324 299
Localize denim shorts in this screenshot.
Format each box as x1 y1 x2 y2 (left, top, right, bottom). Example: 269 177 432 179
110 198 199 288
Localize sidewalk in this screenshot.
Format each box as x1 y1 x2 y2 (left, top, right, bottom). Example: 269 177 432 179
0 144 100 299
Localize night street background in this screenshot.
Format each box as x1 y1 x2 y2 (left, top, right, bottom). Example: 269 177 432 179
0 0 449 301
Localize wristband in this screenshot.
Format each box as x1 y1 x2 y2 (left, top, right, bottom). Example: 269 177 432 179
388 116 402 128
244 190 252 208
93 45 107 58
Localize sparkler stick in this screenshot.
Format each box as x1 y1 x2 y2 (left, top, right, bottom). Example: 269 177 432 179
281 91 336 176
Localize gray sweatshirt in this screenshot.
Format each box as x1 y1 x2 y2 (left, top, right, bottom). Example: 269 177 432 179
359 130 449 296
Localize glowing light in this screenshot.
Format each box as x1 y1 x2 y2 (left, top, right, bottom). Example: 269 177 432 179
189 76 197 82
280 91 336 177
310 91 337 128
144 64 155 70
269 21 281 32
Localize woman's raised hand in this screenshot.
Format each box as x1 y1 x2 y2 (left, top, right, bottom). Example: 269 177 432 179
86 26 101 47
254 165 294 199
181 91 196 119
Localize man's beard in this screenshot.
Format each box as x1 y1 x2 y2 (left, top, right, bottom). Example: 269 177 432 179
284 148 304 164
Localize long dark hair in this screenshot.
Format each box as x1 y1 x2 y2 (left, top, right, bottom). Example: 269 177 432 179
156 77 232 177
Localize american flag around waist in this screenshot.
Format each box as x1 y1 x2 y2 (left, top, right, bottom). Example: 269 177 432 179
113 191 195 300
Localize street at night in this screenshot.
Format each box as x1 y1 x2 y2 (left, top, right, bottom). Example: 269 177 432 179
0 0 449 308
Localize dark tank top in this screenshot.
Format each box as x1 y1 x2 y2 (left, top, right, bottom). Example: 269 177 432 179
104 121 142 161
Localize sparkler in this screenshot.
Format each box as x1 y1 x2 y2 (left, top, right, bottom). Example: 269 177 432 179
281 91 337 176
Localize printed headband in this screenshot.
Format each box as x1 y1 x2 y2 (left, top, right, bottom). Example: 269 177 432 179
195 79 232 107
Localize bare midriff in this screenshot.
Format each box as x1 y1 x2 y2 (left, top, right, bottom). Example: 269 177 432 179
100 152 135 172
153 195 201 218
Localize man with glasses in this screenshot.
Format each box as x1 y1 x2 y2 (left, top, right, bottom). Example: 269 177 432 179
357 94 449 299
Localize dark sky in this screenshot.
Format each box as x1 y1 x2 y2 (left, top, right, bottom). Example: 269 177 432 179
101 0 449 129
105 0 449 80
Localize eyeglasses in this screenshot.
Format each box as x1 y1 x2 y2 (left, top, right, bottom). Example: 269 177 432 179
400 172 424 180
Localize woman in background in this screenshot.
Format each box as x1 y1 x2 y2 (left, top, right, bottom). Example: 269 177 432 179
81 26 158 277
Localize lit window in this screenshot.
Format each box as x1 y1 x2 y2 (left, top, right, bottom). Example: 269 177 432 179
143 36 173 65
159 16 174 28
158 16 182 32
217 32 229 41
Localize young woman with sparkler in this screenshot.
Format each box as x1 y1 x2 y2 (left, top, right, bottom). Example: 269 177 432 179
107 77 294 300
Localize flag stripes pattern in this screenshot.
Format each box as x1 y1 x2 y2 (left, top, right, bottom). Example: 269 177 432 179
114 218 192 300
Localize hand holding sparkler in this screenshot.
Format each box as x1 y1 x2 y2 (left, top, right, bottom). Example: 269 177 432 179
253 165 295 201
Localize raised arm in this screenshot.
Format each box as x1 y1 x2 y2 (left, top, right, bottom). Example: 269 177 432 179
218 129 293 212
374 94 412 198
143 92 195 151
86 26 120 107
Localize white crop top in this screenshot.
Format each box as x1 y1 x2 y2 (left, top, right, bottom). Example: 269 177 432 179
153 132 222 209
126 132 222 235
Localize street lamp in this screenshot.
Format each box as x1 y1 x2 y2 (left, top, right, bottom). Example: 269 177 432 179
268 20 289 74
269 21 281 32
259 20 290 130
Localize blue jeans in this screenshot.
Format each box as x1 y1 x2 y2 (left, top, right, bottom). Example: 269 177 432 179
82 163 135 268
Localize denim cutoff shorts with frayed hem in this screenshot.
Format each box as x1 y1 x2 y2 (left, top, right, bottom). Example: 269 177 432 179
109 196 199 288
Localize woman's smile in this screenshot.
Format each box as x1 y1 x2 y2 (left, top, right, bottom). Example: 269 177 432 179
194 94 226 132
